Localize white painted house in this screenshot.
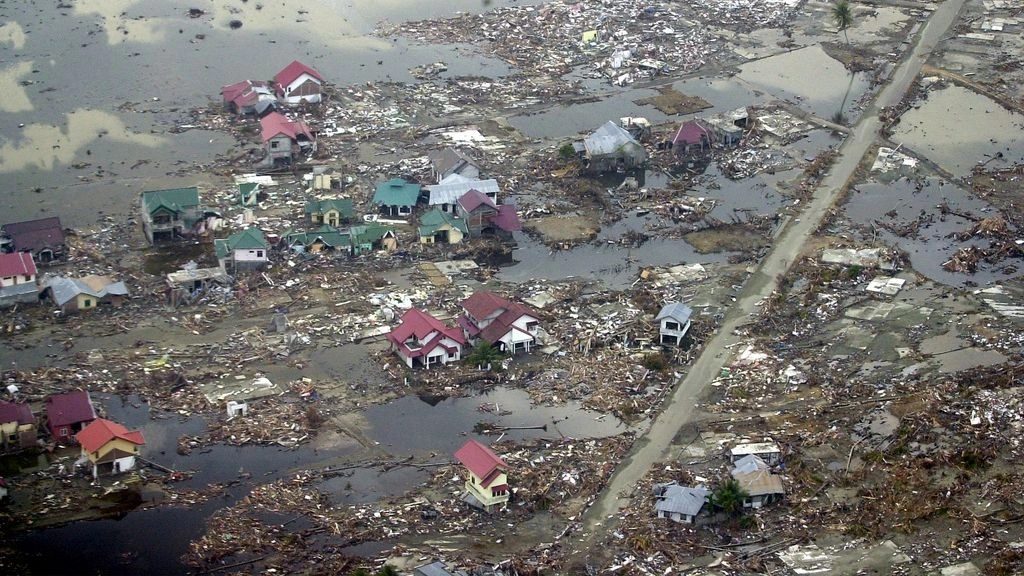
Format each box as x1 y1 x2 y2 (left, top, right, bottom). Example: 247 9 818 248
273 60 323 105
214 227 269 272
458 292 541 354
656 302 692 346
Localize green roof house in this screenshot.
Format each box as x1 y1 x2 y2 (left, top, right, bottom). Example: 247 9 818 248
304 198 354 227
140 187 202 244
350 223 398 255
281 225 350 254
418 208 468 245
238 182 260 206
214 227 269 272
371 178 421 217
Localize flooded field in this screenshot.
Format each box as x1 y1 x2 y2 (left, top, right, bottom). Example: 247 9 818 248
892 84 1024 177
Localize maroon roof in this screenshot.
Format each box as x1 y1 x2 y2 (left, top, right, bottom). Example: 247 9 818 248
461 292 537 344
273 60 323 88
673 120 712 145
457 189 498 214
0 252 36 278
260 112 313 143
0 400 33 425
387 308 465 359
454 439 507 486
221 79 271 108
45 390 97 427
2 217 65 253
489 204 522 233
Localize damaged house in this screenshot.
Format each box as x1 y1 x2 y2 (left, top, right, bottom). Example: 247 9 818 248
140 187 203 244
0 252 39 307
653 482 709 524
458 292 541 354
673 119 713 158
260 112 315 167
419 209 468 245
387 308 466 369
45 390 97 445
43 275 128 314
273 60 323 105
456 191 521 240
280 225 350 254
0 400 36 451
454 439 510 513
428 147 481 183
1 217 66 264
372 178 421 218
575 120 647 173
304 198 354 227
220 79 276 116
731 455 785 509
425 174 498 213
656 302 692 346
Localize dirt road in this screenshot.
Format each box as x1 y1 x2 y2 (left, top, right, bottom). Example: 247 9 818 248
569 0 968 561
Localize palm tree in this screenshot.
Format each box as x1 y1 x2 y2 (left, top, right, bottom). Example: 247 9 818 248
711 478 749 517
832 0 853 43
466 340 504 371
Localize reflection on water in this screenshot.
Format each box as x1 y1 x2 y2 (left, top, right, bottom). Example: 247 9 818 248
0 61 33 112
0 109 164 172
0 21 26 48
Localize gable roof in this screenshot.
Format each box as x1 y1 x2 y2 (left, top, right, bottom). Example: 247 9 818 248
260 112 313 143
428 147 480 181
731 454 769 475
372 178 421 207
304 198 354 218
46 390 97 426
44 275 128 306
0 400 33 425
273 60 323 87
387 308 466 358
76 418 145 453
655 484 709 516
350 223 395 246
0 252 37 278
673 119 713 145
141 187 200 216
456 189 498 214
221 79 274 108
2 217 65 253
733 468 785 497
584 121 642 156
215 228 268 258
419 208 468 237
283 225 349 249
461 291 528 322
656 302 692 324
454 439 507 486
489 204 522 233
425 174 499 206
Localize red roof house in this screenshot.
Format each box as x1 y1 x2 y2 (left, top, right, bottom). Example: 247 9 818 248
387 308 466 369
45 390 97 444
0 252 38 306
259 112 315 167
459 292 541 355
220 79 276 115
1 217 66 263
76 418 145 478
273 60 323 105
454 439 510 512
673 119 712 157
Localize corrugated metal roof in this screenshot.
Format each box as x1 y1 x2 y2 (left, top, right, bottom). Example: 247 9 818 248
584 120 641 156
656 302 692 324
425 175 499 206
45 276 128 306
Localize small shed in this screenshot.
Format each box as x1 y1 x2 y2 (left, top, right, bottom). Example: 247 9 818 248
730 441 782 466
655 302 692 346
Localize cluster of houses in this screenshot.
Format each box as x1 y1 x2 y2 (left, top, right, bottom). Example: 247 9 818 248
653 440 785 524
1 390 146 479
0 218 129 312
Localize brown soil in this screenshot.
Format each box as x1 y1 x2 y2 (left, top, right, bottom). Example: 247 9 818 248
635 86 712 115
684 224 768 253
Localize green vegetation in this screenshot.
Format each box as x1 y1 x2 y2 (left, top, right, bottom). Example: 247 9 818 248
710 478 749 516
466 340 504 371
558 142 577 161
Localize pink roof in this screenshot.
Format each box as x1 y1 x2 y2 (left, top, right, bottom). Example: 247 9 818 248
461 291 514 321
274 60 323 88
673 120 712 145
221 79 271 107
260 112 313 143
76 418 145 453
489 204 521 232
457 189 498 213
0 400 33 425
454 439 507 487
0 252 36 278
45 390 97 427
387 308 465 359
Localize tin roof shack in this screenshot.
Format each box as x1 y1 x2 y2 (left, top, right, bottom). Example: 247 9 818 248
0 252 39 307
0 400 36 451
428 147 480 183
372 178 421 217
1 217 66 264
220 79 276 116
387 308 466 369
45 390 97 445
575 121 647 174
166 264 232 307
730 441 782 466
75 418 145 479
215 227 269 273
304 198 354 227
43 275 128 314
273 60 323 105
656 302 692 346
454 439 510 513
140 187 203 244
425 174 499 213
458 291 541 355
260 112 315 167
419 209 468 245
653 482 709 524
730 455 785 509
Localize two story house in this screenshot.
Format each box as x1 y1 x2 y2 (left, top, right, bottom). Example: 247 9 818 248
656 302 692 346
214 227 269 272
387 308 466 369
458 292 540 354
273 60 324 105
454 439 510 512
140 187 202 244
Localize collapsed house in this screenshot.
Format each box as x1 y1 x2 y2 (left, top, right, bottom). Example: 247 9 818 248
0 400 36 451
575 120 647 173
730 455 785 509
260 112 315 167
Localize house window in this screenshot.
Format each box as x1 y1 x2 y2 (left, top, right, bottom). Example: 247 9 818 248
59 426 69 437
665 321 679 331
271 141 280 149
256 250 264 258
526 321 539 332
24 275 32 281
83 299 93 307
